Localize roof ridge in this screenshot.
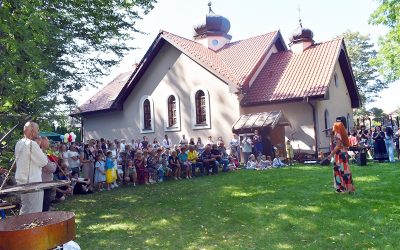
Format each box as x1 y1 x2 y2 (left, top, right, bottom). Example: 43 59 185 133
311 37 343 47
161 31 242 84
220 30 279 49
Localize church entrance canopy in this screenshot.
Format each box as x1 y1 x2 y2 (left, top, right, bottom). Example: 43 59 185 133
232 111 290 134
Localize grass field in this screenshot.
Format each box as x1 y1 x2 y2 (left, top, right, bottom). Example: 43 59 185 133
57 163 400 249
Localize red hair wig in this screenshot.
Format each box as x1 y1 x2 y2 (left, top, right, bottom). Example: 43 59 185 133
333 122 349 147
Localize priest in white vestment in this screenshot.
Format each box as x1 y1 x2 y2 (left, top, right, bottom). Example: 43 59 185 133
15 122 48 214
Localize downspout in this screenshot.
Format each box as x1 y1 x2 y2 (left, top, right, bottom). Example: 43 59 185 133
80 116 84 143
305 97 318 159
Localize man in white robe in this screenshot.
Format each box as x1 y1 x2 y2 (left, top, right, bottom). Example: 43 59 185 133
15 122 48 214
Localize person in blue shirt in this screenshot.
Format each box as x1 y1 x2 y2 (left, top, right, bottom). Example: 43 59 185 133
178 147 192 179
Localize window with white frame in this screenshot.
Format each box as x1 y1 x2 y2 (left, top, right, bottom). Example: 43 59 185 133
164 94 181 131
191 88 210 129
195 90 206 124
139 95 154 133
143 100 151 130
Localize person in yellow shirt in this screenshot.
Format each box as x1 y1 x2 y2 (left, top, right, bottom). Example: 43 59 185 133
187 145 204 177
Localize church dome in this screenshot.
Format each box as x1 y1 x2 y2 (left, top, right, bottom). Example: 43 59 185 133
289 25 314 44
193 2 231 38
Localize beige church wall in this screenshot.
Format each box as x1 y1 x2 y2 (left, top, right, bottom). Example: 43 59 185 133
316 62 354 152
83 111 128 140
83 42 240 143
240 102 316 153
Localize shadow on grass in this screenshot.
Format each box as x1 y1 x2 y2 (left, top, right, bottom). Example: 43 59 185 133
57 163 400 249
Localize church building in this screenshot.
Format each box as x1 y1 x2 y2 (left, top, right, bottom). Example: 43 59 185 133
72 3 360 156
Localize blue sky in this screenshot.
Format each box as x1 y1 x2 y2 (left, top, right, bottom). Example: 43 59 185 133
74 0 399 113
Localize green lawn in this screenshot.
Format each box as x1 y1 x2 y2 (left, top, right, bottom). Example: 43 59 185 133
57 163 400 249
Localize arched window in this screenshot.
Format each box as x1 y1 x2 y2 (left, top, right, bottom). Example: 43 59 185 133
167 95 177 127
191 88 210 129
139 95 154 133
143 99 151 130
324 109 330 136
195 90 206 125
334 72 339 88
164 94 181 131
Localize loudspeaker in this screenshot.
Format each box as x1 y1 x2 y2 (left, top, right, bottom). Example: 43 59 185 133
357 152 367 166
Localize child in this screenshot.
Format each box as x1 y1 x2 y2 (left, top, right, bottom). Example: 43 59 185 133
117 152 126 183
158 153 172 182
169 150 181 180
55 159 73 201
286 140 294 166
125 159 137 186
146 150 159 184
134 151 148 185
178 147 192 179
256 155 270 170
273 154 287 168
246 154 257 170
228 150 239 171
105 151 116 190
71 171 92 195
94 153 106 191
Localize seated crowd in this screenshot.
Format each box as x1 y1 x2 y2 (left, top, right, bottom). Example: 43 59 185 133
39 133 293 209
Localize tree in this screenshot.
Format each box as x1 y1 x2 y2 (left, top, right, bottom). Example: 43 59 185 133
339 30 388 104
369 107 386 123
369 0 400 82
0 0 156 166
0 0 156 119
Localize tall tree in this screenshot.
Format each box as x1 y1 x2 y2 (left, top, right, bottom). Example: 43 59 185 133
0 0 156 165
339 30 388 104
369 0 400 82
0 0 156 119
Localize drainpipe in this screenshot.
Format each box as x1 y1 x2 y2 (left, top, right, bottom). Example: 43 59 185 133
80 116 84 143
305 97 318 159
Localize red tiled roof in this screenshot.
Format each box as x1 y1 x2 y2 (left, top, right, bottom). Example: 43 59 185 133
216 32 278 84
73 69 135 115
242 38 343 105
161 31 279 85
161 31 240 84
73 31 282 115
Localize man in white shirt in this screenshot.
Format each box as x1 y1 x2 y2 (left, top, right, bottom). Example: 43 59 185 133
162 134 172 150
179 135 188 147
15 122 49 214
120 139 126 152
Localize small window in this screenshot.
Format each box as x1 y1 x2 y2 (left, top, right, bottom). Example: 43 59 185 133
324 109 330 137
195 90 207 125
167 95 177 127
143 99 151 130
334 73 339 88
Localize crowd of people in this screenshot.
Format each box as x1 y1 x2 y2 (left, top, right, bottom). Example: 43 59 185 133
14 120 398 212
34 132 296 209
5 121 298 215
348 125 400 163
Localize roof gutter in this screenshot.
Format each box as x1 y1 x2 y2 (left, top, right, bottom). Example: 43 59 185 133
305 97 318 159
